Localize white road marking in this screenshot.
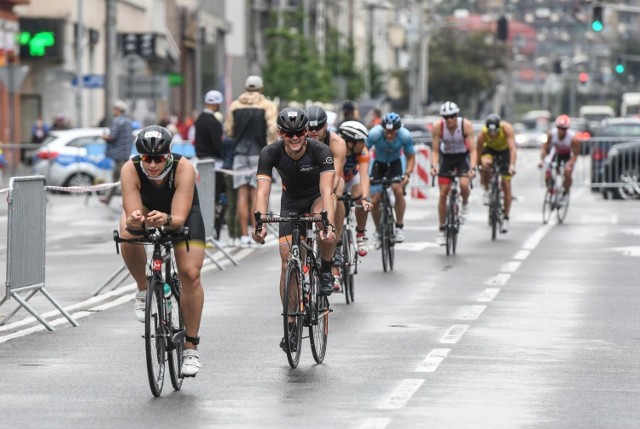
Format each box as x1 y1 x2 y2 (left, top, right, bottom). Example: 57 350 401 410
358 418 391 429
457 305 487 321
379 379 424 409
415 348 451 372
478 288 500 302
440 324 469 344
501 261 522 273
394 242 438 251
514 250 530 260
606 246 640 257
523 223 553 250
487 273 511 286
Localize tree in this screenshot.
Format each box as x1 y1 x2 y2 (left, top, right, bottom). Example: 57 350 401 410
428 29 510 113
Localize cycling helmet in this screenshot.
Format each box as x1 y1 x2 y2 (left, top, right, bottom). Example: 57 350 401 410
555 114 571 129
485 113 501 132
338 120 369 142
439 101 460 116
382 112 402 130
306 105 327 129
135 125 173 155
277 107 309 133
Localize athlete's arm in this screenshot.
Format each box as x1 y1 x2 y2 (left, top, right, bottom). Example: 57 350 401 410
120 160 145 229
430 120 441 175
539 134 551 167
569 135 581 167
504 122 517 172
330 133 347 192
463 119 477 174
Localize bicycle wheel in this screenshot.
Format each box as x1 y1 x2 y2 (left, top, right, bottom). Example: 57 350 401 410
342 230 353 305
557 191 570 223
452 202 459 255
490 185 499 240
387 207 395 271
283 263 303 368
380 205 390 272
167 279 184 391
145 277 166 397
445 201 454 256
542 189 554 224
309 266 329 364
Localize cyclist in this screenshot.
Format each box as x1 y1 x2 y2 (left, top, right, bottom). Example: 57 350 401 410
252 107 337 350
366 112 415 245
119 125 205 377
306 105 347 290
538 114 580 202
431 101 477 245
336 120 373 256
476 113 516 233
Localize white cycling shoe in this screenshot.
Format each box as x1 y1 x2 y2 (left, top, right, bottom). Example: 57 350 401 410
134 291 146 323
181 349 202 377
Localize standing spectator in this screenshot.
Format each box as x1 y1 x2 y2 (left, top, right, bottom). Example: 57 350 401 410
100 100 134 205
338 100 360 128
224 75 278 247
31 118 50 144
52 113 71 130
222 134 241 247
368 108 382 129
194 90 225 239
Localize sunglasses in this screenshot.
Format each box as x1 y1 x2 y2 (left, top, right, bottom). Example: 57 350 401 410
140 153 170 163
442 114 457 120
282 130 307 138
308 125 324 132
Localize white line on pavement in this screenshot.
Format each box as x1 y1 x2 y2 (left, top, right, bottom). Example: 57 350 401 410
379 379 424 409
477 288 500 302
440 324 469 344
358 418 391 429
415 348 451 372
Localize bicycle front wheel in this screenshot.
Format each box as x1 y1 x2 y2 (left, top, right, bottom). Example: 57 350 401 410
380 208 390 272
167 279 184 391
145 277 166 397
283 263 303 368
542 189 554 224
445 202 455 256
309 267 329 364
342 230 354 305
557 191 570 223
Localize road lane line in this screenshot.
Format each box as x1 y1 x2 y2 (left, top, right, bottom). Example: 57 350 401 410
501 261 522 273
523 223 553 250
477 288 500 302
415 348 451 372
358 418 391 429
514 250 530 260
440 324 469 344
487 273 510 286
457 305 487 321
379 379 424 409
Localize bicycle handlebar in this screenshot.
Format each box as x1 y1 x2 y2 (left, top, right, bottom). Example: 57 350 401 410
113 226 191 255
254 210 329 234
370 176 403 187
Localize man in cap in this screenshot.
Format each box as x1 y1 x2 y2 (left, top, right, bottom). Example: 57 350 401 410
100 100 134 205
224 75 278 247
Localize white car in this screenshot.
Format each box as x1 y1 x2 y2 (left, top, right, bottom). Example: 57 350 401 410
32 128 195 187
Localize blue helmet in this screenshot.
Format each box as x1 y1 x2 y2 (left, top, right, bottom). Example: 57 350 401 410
382 112 402 130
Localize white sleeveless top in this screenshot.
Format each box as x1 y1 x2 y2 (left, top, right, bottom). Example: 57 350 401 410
440 118 468 154
549 128 575 155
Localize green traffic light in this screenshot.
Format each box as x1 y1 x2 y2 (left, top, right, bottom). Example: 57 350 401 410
592 21 603 32
615 64 625 74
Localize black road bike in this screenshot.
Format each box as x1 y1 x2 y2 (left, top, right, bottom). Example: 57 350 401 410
370 177 402 272
113 226 190 397
337 193 358 304
487 163 505 241
255 211 331 368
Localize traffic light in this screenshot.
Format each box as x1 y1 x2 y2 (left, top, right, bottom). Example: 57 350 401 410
591 5 604 32
496 15 508 41
578 72 589 85
615 56 625 74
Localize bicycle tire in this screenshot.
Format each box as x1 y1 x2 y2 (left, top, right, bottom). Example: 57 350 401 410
283 263 303 368
167 278 184 391
445 198 455 256
542 189 554 224
145 277 166 397
309 266 329 364
452 202 459 255
557 191 570 223
380 204 390 272
342 230 353 305
387 207 395 271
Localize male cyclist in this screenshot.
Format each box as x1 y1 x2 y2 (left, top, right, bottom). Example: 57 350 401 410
538 114 580 201
431 101 477 245
366 112 415 244
336 120 373 256
476 113 516 233
119 125 206 377
252 107 337 351
306 106 347 290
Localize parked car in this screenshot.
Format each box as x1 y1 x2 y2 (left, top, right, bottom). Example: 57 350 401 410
32 128 195 188
589 117 640 191
601 140 640 200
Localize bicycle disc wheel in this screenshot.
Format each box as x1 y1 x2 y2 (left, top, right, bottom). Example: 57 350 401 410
542 190 553 224
145 278 166 397
309 267 329 364
557 191 570 223
167 280 184 391
283 263 303 368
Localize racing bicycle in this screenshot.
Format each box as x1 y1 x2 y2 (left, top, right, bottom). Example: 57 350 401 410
254 210 331 369
113 226 190 397
487 163 505 240
370 177 402 272
337 193 358 304
542 160 570 224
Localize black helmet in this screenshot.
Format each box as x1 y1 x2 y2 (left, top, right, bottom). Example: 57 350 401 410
306 105 327 129
485 113 501 132
277 107 309 133
382 112 402 130
135 125 173 155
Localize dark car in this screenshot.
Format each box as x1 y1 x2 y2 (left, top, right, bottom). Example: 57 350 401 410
601 140 640 200
588 117 640 191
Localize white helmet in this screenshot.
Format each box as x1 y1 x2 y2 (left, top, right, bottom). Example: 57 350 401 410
338 120 369 141
439 101 460 116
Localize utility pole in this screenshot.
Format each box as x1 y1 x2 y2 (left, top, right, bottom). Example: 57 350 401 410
195 0 203 111
75 0 84 127
105 0 116 126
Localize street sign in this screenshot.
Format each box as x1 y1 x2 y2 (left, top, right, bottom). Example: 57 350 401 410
118 75 169 99
72 74 104 89
0 64 29 92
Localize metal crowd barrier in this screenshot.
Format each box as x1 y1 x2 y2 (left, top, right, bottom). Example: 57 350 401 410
0 176 79 330
584 138 640 198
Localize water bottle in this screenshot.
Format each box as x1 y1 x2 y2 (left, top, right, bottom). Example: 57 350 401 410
163 283 172 311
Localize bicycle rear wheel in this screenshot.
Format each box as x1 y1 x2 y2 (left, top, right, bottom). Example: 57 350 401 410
542 189 554 224
386 206 395 271
445 202 455 256
342 230 354 305
380 207 390 272
145 278 166 397
283 263 303 368
309 266 329 364
167 279 184 391
557 191 570 223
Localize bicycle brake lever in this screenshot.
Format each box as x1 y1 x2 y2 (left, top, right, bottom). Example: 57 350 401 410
254 211 263 233
113 229 120 255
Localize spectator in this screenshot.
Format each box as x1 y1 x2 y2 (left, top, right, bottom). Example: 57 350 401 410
368 108 382 129
31 118 50 144
338 100 360 128
224 75 278 247
194 90 225 239
52 113 71 130
100 100 134 205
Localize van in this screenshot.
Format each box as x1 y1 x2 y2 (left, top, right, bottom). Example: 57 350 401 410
579 105 615 133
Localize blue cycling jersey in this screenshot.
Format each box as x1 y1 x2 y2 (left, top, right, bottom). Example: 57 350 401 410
365 125 415 163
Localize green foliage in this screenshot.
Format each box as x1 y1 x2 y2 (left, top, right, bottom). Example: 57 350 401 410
429 29 509 109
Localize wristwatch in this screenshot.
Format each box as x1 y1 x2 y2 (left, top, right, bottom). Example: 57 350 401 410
164 214 172 226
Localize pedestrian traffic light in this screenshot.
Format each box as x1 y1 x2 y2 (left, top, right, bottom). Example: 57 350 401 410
496 15 508 41
615 56 625 74
578 72 589 85
591 5 604 32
